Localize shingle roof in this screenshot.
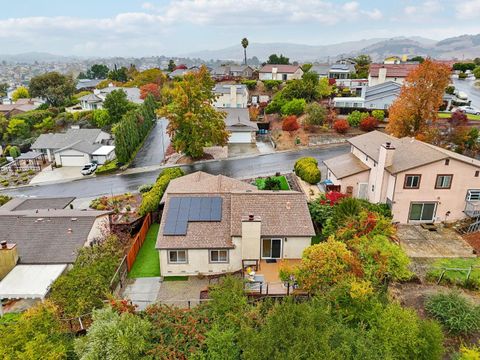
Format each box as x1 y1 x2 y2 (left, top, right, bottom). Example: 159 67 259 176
259 64 301 74
217 108 258 132
156 172 315 249
369 63 418 78
31 129 104 150
310 64 330 76
55 140 102 155
78 93 102 103
0 197 75 211
213 84 247 95
347 131 480 174
0 209 109 264
324 153 370 179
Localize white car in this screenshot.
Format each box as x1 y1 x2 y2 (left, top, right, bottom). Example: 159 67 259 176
81 163 98 176
457 106 480 115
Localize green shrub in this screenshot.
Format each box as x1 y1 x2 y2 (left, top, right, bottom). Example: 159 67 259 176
371 110 385 121
294 157 321 184
139 167 184 215
138 183 153 193
0 180 9 187
241 80 257 90
281 98 306 116
263 80 282 91
0 195 11 206
96 160 118 175
265 95 286 114
347 110 368 127
459 72 468 79
425 292 480 334
8 146 20 158
426 258 480 289
304 102 327 126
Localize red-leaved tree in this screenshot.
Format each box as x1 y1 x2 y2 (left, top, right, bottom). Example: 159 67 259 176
140 83 161 101
333 119 349 134
282 115 300 132
359 116 378 132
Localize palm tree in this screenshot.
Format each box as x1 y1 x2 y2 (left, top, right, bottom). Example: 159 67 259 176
241 38 249 65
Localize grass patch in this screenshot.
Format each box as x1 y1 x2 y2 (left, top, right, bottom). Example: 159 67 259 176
426 258 480 289
255 176 290 190
163 276 189 281
128 223 160 278
438 112 480 121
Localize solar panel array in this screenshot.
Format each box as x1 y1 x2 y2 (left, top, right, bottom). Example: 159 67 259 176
163 197 223 235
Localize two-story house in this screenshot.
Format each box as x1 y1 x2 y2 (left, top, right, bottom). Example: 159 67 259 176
213 84 249 108
324 131 480 223
259 65 303 81
368 63 418 86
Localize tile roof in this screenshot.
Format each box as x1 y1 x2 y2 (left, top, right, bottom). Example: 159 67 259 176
369 63 418 78
157 172 315 249
323 153 370 179
0 209 109 264
259 64 301 74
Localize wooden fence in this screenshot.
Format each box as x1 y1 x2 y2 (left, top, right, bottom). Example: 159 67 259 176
126 213 152 271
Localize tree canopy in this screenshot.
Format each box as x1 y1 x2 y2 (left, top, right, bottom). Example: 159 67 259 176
29 72 76 107
11 86 29 102
267 54 290 65
103 89 132 124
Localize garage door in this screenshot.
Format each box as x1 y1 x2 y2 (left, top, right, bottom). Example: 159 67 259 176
60 155 86 167
229 132 252 144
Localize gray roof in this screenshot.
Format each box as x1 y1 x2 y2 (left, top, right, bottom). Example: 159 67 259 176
0 209 109 264
216 108 258 132
310 64 330 76
0 197 75 211
348 131 480 174
330 63 356 72
76 79 102 90
324 153 370 179
98 87 143 104
364 81 402 102
31 129 104 150
213 84 247 95
55 140 102 155
78 93 102 103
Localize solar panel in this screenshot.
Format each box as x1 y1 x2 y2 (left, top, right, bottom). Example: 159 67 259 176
163 196 223 235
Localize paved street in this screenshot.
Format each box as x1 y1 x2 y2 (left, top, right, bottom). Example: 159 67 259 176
1 144 349 198
130 118 170 168
452 78 480 108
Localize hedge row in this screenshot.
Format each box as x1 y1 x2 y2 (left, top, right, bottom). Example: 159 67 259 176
138 167 185 216
294 157 321 184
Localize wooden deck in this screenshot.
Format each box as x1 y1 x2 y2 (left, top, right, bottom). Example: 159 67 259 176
245 259 302 295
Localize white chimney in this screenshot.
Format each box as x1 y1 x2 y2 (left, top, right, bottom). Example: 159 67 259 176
230 85 237 107
373 142 395 203
241 215 261 260
378 67 387 84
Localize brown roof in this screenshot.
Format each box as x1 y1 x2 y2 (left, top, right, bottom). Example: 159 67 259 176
369 63 418 78
323 153 369 179
156 172 315 249
259 64 301 74
0 197 75 211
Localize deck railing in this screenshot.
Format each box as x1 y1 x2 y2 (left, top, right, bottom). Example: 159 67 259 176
465 201 480 217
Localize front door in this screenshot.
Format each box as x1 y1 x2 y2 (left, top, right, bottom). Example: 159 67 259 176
409 202 437 222
262 238 282 259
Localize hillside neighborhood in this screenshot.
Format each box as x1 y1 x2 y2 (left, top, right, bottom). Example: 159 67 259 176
2 4 480 358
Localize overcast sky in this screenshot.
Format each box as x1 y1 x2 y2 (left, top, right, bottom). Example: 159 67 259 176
1 0 479 57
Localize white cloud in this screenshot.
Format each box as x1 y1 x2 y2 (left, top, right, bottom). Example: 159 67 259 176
362 8 382 19
403 0 442 17
456 0 480 19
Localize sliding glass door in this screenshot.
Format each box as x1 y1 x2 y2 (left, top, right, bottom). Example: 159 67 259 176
409 202 437 222
262 238 282 259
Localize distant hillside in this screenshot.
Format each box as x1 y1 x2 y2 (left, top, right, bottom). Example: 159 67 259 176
0 52 79 64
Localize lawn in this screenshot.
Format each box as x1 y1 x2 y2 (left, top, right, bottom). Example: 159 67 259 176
128 223 160 278
426 258 480 289
255 176 290 190
438 112 480 121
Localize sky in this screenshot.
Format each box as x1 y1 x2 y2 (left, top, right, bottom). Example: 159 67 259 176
0 0 479 57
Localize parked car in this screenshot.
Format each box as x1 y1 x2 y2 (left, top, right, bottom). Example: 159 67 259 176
458 105 480 115
81 163 98 175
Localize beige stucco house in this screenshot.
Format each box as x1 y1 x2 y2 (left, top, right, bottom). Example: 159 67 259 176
324 131 480 224
213 84 249 108
368 63 418 86
259 65 303 81
156 172 315 276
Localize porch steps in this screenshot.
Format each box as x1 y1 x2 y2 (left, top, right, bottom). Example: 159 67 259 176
456 215 480 235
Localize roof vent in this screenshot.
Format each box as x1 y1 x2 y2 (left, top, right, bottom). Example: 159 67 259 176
67 228 73 234
385 142 391 148
71 218 78 221
0 241 7 249
286 201 291 210
248 214 254 221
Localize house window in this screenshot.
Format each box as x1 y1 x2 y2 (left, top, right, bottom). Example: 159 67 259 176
467 190 480 201
209 249 228 263
168 250 187 264
435 175 453 189
404 175 421 189
445 159 450 166
475 171 479 177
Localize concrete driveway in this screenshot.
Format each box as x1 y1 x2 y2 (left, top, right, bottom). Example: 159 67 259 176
29 165 87 184
228 143 259 157
397 225 475 258
122 277 161 311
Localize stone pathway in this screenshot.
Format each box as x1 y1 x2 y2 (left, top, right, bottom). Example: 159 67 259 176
122 277 161 311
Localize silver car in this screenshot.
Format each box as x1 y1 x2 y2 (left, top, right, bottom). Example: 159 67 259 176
81 163 98 176
458 106 480 115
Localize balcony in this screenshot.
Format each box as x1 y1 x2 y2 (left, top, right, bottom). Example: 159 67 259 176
465 201 480 217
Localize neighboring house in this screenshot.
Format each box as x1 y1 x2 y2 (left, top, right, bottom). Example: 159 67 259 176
0 99 41 118
217 108 257 143
259 65 303 81
0 197 110 300
212 65 254 79
329 63 356 79
213 84 249 108
309 64 330 78
76 85 143 111
78 93 103 110
368 63 418 86
323 131 480 224
333 81 402 110
156 172 315 276
31 128 114 166
76 79 102 91
383 56 403 64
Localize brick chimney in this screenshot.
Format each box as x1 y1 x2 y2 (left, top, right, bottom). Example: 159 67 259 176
241 215 261 260
0 241 18 280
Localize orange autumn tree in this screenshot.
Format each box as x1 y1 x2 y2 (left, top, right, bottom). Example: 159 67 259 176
386 59 450 138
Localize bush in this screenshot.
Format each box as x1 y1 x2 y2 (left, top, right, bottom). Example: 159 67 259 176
333 119 349 134
281 98 306 116
0 195 11 206
425 292 480 334
359 116 378 132
459 72 468 79
241 80 257 90
304 102 327 126
371 110 385 121
139 167 184 215
8 146 20 158
263 80 282 91
265 95 286 114
347 110 368 127
294 157 321 184
264 177 281 190
95 160 118 175
138 183 153 193
282 115 300 131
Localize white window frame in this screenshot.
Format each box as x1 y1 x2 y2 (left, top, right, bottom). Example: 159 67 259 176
467 190 480 201
209 249 229 263
261 238 283 259
168 250 188 264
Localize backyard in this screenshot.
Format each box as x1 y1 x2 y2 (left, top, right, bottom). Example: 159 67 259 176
255 175 290 190
128 223 160 278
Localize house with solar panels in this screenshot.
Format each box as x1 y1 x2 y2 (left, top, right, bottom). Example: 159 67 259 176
156 171 315 278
